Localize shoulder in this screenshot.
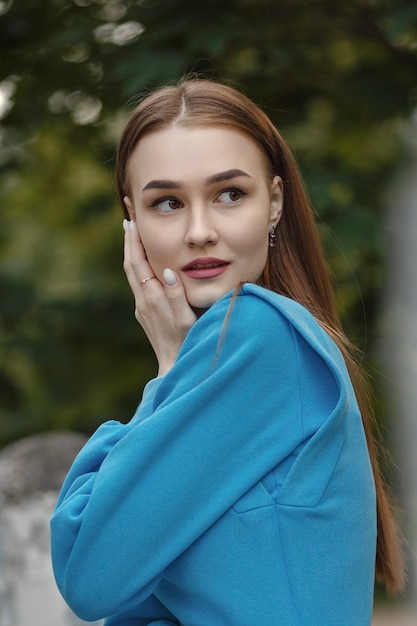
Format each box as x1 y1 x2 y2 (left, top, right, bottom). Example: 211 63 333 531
184 284 297 353
239 284 344 364
183 284 347 379
198 283 325 345
156 285 303 407
176 284 320 376
239 283 321 332
167 286 298 384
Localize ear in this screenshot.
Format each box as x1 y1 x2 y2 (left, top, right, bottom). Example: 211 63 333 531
269 176 284 226
123 196 136 221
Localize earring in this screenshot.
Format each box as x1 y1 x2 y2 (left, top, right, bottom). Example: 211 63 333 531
269 224 277 248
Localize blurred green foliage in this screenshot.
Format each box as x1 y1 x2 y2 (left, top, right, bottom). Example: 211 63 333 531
1 0 416 447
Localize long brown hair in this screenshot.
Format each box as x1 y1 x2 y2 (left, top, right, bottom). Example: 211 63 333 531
116 78 406 594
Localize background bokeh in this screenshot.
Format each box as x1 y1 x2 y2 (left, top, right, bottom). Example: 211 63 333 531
1 0 416 610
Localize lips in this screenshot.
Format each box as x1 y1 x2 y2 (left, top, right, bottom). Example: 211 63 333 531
181 257 230 279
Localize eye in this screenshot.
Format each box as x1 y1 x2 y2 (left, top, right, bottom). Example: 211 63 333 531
149 196 184 213
216 188 247 205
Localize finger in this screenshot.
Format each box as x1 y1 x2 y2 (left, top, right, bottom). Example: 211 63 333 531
124 219 148 266
163 269 197 335
123 220 154 291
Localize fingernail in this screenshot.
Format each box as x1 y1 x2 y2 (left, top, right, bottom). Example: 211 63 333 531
163 268 177 286
129 220 136 231
123 219 129 232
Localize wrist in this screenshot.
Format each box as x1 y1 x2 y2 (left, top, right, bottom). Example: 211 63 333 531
157 363 173 377
156 351 178 377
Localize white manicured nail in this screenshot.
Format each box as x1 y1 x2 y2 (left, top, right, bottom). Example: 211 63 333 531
163 268 177 286
123 219 129 232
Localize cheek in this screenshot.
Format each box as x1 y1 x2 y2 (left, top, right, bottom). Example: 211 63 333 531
237 220 269 255
235 221 270 278
139 229 173 275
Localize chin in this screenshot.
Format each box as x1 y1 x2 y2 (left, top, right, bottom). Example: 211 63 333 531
187 291 226 312
188 299 216 313
188 280 245 308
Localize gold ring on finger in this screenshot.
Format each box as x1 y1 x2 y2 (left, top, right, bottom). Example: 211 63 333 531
140 276 156 285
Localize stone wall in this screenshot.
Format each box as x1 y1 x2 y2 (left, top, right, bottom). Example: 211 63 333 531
0 432 103 626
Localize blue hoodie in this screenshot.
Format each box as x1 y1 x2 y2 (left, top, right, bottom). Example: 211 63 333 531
51 284 376 625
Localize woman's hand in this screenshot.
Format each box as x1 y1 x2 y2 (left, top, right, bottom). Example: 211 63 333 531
123 220 197 376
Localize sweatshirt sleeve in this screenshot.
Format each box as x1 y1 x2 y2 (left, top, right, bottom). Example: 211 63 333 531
103 593 179 625
51 292 307 621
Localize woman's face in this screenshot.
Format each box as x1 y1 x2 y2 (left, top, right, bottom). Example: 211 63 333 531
125 125 283 312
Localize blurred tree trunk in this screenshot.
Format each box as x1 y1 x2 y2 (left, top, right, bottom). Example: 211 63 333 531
381 117 417 604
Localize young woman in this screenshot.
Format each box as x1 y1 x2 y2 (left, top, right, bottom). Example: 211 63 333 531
50 79 405 625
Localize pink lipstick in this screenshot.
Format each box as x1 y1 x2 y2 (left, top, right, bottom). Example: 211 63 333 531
182 257 230 279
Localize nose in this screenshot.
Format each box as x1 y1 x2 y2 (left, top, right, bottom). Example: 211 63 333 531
184 206 219 248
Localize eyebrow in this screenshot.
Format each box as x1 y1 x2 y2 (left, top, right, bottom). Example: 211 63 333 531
141 168 252 192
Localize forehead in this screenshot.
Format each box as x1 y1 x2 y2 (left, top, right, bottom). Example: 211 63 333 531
127 125 268 185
